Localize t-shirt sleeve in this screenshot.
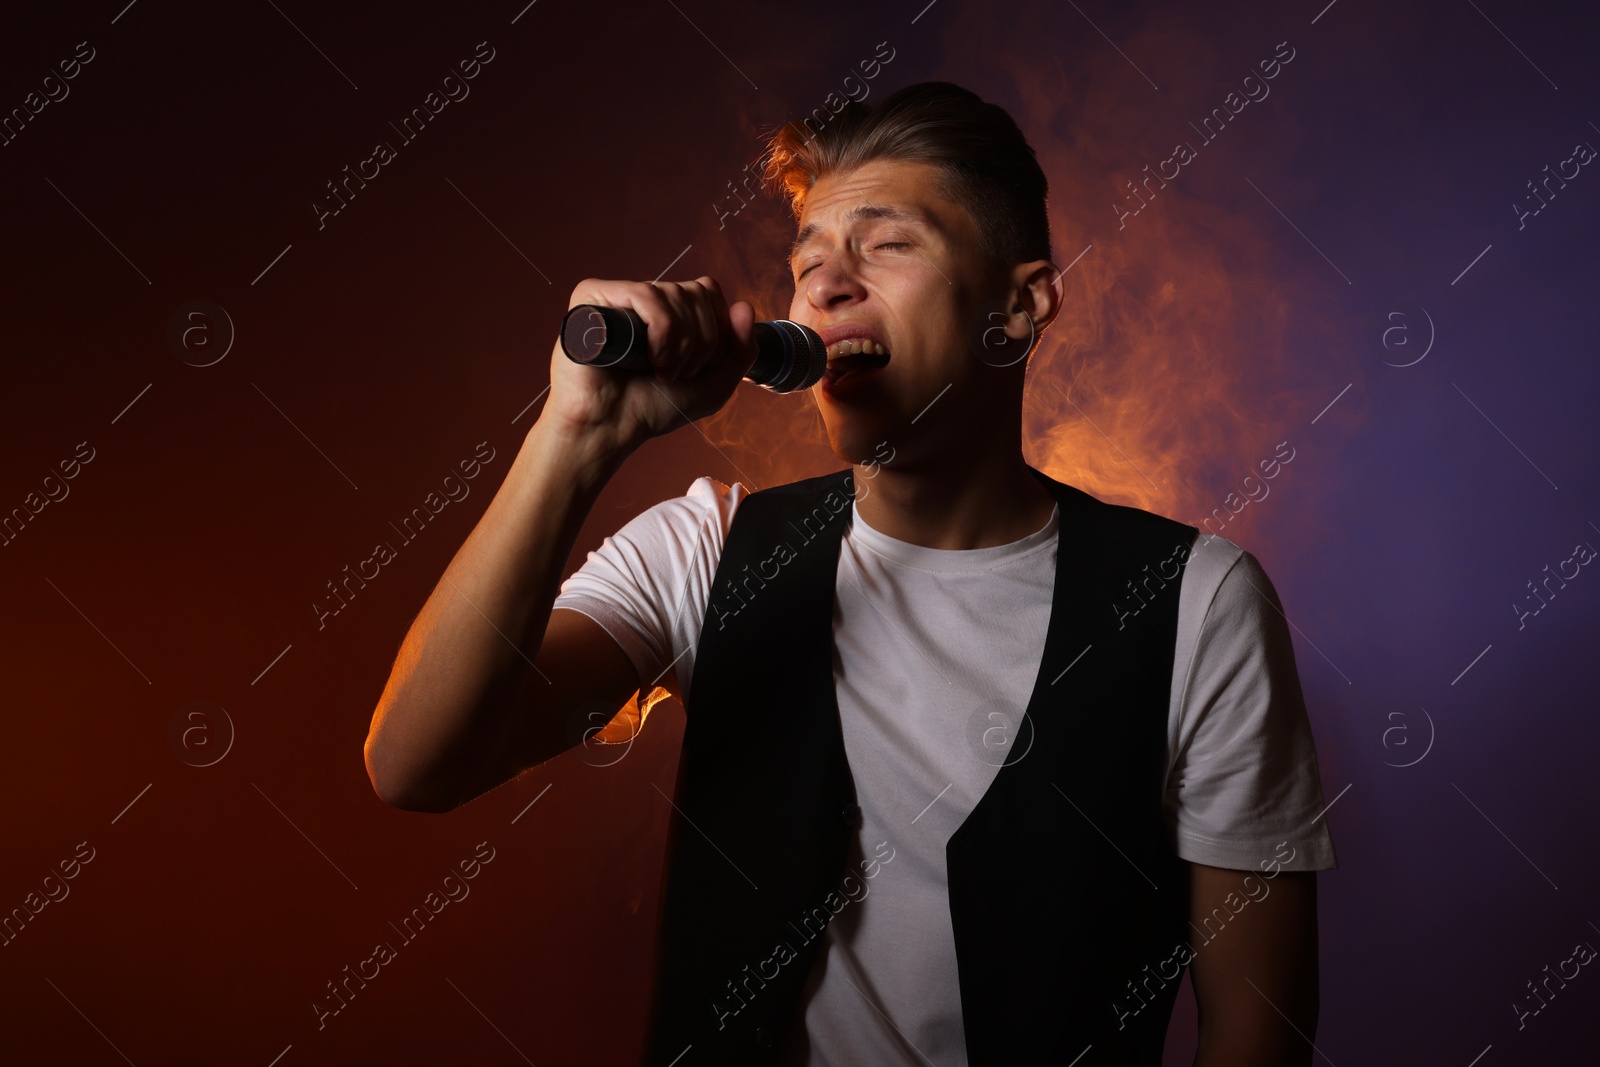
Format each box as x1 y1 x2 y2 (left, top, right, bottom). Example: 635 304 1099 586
1166 547 1339 872
551 476 742 706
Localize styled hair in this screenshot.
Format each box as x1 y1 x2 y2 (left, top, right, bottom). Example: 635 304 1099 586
760 81 1053 278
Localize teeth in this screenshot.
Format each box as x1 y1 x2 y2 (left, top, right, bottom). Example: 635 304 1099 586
826 338 890 362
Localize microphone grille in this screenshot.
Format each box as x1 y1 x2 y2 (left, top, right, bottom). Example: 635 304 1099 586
757 320 827 393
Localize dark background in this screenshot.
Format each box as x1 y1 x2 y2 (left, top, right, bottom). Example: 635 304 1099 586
2 0 1597 1063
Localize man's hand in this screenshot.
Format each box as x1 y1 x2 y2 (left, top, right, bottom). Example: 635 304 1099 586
543 276 759 455
1188 862 1321 1066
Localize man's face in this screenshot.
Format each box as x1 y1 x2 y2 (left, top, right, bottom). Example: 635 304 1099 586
786 158 1017 468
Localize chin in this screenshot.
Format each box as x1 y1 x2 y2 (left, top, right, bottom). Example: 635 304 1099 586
819 423 891 469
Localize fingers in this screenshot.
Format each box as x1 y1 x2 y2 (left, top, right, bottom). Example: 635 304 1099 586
567 276 735 382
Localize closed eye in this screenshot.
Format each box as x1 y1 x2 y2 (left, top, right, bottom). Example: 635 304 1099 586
796 242 912 279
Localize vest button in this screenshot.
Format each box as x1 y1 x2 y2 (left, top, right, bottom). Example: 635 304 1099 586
755 1026 774 1048
841 803 858 827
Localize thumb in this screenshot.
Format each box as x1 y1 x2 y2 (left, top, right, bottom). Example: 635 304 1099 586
728 300 758 368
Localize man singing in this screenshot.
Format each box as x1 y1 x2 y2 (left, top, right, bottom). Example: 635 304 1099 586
363 81 1337 1066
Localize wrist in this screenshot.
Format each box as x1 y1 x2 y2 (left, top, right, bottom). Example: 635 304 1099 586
523 413 636 489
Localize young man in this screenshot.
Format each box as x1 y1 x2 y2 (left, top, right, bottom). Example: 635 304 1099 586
364 82 1337 1065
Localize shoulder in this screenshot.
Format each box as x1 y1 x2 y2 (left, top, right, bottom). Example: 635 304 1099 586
615 475 750 548
1189 535 1288 629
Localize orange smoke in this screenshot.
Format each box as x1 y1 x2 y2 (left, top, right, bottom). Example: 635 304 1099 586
686 8 1348 533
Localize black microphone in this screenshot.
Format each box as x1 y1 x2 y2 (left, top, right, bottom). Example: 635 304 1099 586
560 304 827 394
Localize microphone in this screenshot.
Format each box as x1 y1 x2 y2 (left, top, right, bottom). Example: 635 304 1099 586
560 304 827 394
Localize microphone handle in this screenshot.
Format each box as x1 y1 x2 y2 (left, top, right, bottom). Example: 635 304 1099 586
560 304 825 394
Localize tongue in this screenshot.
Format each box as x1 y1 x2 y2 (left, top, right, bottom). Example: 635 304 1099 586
831 352 890 377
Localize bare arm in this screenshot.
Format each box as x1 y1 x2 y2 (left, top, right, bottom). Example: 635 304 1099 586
363 418 633 812
363 276 757 813
1189 863 1320 1066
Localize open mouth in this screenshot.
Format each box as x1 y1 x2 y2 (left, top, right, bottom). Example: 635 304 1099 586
823 339 891 386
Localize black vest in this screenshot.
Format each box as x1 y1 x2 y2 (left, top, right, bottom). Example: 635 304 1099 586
642 465 1197 1066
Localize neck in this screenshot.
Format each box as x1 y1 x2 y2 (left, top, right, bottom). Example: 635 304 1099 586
851 440 1056 550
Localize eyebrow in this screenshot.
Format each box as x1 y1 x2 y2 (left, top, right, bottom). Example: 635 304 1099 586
788 204 934 268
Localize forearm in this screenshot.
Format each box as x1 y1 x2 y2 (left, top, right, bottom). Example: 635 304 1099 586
1188 867 1320 1067
363 415 632 810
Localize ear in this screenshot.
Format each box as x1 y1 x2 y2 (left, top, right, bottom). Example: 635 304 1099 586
1005 259 1063 343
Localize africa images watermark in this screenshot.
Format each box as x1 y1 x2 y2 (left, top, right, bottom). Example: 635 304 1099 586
705 439 896 631
1110 840 1298 1030
712 40 897 231
313 41 497 230
710 839 897 1032
0 840 97 949
311 840 496 1029
0 39 96 149
313 440 497 630
1114 40 1298 231
0 440 96 549
1513 931 1596 1031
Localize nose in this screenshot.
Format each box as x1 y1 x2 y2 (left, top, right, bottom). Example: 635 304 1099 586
802 252 869 312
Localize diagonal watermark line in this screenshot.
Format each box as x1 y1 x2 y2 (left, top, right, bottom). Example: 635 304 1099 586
911 382 952 423
446 177 552 284
1244 975 1339 1065
111 0 140 23
266 1044 293 1067
1053 783 1157 888
649 641 693 691
511 0 539 24
911 783 951 824
1451 643 1492 685
910 0 940 24
254 782 359 889
1311 383 1351 425
1464 0 1557 90
1059 242 1093 274
45 177 151 285
441 574 552 683
252 382 360 489
111 383 152 425
1310 0 1338 24
1465 1045 1492 1067
1451 244 1493 286
665 0 758 89
840 973 938 1066
44 576 151 684
650 380 763 490
1064 0 1159 90
252 243 293 286
265 0 358 89
1452 782 1558 890
252 643 293 685
1310 781 1351 824
112 783 152 824
511 384 550 424
653 782 758 889
1246 177 1351 284
1235 571 1351 684
511 782 552 824
653 243 693 282
1452 383 1557 489
446 977 538 1064
1051 643 1092 685
45 978 137 1066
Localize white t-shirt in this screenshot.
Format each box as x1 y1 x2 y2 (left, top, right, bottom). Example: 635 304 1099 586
552 476 1338 1066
